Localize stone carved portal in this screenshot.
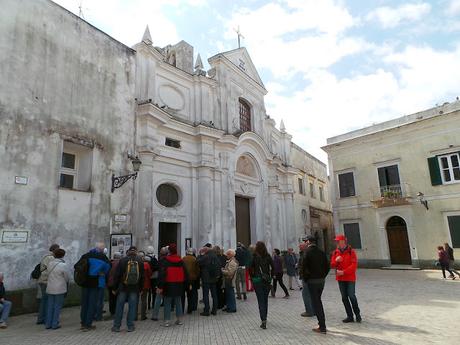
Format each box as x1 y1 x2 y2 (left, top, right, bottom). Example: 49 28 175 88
236 155 257 178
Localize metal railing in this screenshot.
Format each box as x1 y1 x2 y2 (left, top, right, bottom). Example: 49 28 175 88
380 185 403 199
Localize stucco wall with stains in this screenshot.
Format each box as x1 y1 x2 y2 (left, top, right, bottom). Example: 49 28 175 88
0 0 136 290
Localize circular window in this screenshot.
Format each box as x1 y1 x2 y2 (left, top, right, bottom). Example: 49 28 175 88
156 184 179 207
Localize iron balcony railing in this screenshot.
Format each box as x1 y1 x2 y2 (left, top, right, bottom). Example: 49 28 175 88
380 184 403 199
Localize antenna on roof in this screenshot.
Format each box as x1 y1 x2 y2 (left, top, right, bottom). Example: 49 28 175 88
234 25 245 49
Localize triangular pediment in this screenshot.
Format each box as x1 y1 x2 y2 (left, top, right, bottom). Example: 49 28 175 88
211 48 265 89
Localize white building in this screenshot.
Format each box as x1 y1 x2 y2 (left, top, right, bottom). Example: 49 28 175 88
0 0 331 305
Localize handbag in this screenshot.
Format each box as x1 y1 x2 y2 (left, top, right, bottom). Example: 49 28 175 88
259 261 272 285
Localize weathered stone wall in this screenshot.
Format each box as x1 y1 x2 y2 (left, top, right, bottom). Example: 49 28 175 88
0 0 136 300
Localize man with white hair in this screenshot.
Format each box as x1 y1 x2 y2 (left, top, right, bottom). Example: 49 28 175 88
0 272 12 328
182 248 199 314
222 249 239 313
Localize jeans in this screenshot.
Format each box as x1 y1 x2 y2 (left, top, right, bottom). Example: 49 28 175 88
113 290 139 330
45 294 65 329
151 293 162 319
0 300 12 323
235 267 246 297
80 287 98 327
302 280 315 315
308 281 326 331
271 273 289 296
94 287 104 321
224 283 237 312
253 282 270 321
202 283 217 313
37 283 48 323
185 281 199 312
163 296 183 321
338 281 361 319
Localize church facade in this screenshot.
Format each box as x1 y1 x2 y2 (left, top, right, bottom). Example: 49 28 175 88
0 0 331 300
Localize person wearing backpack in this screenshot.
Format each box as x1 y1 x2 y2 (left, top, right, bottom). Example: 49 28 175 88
197 246 220 316
45 248 70 330
158 243 187 327
112 246 144 332
76 242 110 332
35 243 60 325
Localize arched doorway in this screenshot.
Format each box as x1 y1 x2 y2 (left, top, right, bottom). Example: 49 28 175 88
386 216 411 265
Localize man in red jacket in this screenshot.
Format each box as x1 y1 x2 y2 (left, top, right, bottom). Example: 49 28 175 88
330 235 362 323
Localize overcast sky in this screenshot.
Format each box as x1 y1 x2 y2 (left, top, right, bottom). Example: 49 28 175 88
54 0 460 162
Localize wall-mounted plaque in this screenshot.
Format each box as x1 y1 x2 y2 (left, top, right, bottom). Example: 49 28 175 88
15 176 28 185
1 230 29 243
114 214 127 223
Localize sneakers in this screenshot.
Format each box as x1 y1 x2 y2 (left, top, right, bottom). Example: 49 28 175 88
175 319 183 325
161 322 171 327
342 317 354 323
312 326 327 334
0 322 7 329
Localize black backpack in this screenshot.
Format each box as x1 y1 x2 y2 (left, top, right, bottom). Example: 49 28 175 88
31 263 43 280
74 257 89 286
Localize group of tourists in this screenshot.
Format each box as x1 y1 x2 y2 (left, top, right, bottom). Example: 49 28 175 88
0 234 364 335
437 243 460 279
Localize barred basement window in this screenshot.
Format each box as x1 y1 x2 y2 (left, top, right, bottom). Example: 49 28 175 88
165 138 181 149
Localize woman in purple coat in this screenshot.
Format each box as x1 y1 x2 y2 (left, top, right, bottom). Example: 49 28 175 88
438 246 456 280
271 249 289 298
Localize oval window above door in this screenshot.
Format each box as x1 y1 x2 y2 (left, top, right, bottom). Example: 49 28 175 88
156 184 179 207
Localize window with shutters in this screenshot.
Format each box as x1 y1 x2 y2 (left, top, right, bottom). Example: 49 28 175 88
438 153 460 184
343 223 362 249
338 172 355 198
239 99 251 132
447 215 460 248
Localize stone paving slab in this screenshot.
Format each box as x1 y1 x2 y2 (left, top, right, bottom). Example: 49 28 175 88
1 269 459 345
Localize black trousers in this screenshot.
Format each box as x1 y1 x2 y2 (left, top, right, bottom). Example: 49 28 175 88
271 273 289 296
308 281 326 331
108 287 117 315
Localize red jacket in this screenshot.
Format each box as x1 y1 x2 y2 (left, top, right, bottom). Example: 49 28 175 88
330 246 357 282
143 262 152 290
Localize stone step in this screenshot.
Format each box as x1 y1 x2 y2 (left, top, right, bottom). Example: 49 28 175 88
381 265 421 270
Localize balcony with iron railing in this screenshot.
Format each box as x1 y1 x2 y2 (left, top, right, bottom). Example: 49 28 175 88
370 184 412 208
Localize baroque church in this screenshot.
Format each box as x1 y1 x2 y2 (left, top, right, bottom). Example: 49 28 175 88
0 0 332 296
132 26 332 253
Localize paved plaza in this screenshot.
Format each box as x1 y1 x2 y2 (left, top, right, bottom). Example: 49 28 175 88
2 269 459 345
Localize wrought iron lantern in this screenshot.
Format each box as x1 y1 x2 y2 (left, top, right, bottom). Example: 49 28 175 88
111 155 142 193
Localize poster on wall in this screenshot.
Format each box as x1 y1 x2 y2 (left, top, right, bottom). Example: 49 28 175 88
110 233 132 259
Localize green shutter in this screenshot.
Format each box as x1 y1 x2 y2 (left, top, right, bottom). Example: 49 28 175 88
427 157 442 186
448 216 460 248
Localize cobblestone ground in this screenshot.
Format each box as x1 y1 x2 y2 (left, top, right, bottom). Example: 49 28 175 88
2 269 459 345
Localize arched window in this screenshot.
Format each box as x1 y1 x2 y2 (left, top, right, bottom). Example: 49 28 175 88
239 99 251 132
